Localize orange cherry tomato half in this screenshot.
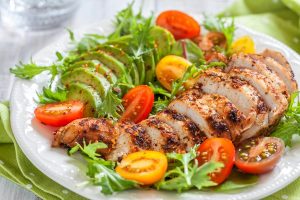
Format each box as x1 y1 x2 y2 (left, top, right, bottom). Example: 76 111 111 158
235 137 284 174
34 100 84 127
197 138 235 184
116 151 168 185
120 85 154 123
156 10 201 40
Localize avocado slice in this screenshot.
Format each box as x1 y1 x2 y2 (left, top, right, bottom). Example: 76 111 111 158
143 51 156 83
61 67 110 98
64 60 117 84
67 82 102 117
74 51 132 84
150 26 175 60
95 45 140 85
134 57 145 84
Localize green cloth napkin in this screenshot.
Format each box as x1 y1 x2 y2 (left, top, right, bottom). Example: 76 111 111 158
219 0 300 53
0 103 85 200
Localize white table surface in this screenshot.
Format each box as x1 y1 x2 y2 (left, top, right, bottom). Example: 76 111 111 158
0 0 233 199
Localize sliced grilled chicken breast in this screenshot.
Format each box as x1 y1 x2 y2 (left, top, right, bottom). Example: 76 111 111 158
229 68 288 126
195 68 269 141
261 49 298 94
52 118 116 157
169 89 231 140
139 117 183 153
106 122 152 161
198 93 247 141
227 53 289 98
156 109 207 150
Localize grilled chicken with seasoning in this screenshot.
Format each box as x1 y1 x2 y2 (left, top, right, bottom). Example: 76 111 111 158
52 50 297 161
261 49 298 94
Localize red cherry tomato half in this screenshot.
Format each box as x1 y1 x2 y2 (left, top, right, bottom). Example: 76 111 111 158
34 100 84 127
120 85 154 123
235 137 284 174
156 10 201 40
197 138 235 184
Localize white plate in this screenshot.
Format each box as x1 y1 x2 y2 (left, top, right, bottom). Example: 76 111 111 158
10 19 300 200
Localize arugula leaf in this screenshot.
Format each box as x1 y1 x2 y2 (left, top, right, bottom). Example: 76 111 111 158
98 85 124 121
155 146 223 192
203 16 235 53
10 61 58 80
69 142 137 195
36 86 67 104
214 169 258 191
170 39 205 65
87 159 138 195
271 91 300 147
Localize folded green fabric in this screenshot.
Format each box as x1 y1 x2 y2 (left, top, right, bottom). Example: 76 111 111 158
0 103 85 200
219 0 300 53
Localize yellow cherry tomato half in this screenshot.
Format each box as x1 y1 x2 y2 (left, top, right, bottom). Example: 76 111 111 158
230 36 255 54
156 55 192 91
116 151 168 185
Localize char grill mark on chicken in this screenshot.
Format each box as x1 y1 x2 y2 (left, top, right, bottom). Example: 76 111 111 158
227 53 289 98
197 93 247 141
139 117 184 153
168 89 232 140
229 68 288 127
106 122 152 162
156 109 207 151
261 49 298 94
52 118 116 157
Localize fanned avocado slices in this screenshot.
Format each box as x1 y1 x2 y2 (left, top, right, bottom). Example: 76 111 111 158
73 51 132 84
95 45 140 85
67 82 102 117
61 67 110 98
150 26 175 60
143 51 156 83
65 60 117 84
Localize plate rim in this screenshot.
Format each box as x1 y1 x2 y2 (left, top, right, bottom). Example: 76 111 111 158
10 21 300 200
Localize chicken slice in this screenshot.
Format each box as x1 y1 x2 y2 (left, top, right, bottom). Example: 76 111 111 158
195 69 269 142
156 109 207 151
261 49 298 94
169 89 232 140
106 122 152 161
227 53 289 98
139 117 183 153
197 93 248 141
52 118 116 157
229 68 288 126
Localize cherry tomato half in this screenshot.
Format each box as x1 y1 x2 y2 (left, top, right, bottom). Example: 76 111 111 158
120 85 154 123
197 138 235 184
235 137 284 174
156 10 201 40
116 151 168 185
34 100 84 127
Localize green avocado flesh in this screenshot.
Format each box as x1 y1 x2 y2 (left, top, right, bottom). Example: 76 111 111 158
61 67 110 98
95 45 140 85
67 82 102 117
66 60 117 84
73 51 132 84
149 26 175 60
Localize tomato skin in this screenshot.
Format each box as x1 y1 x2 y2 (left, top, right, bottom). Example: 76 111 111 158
197 138 235 184
34 100 84 127
156 10 200 40
116 151 168 185
230 36 255 54
235 137 284 174
156 55 192 91
121 85 154 123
